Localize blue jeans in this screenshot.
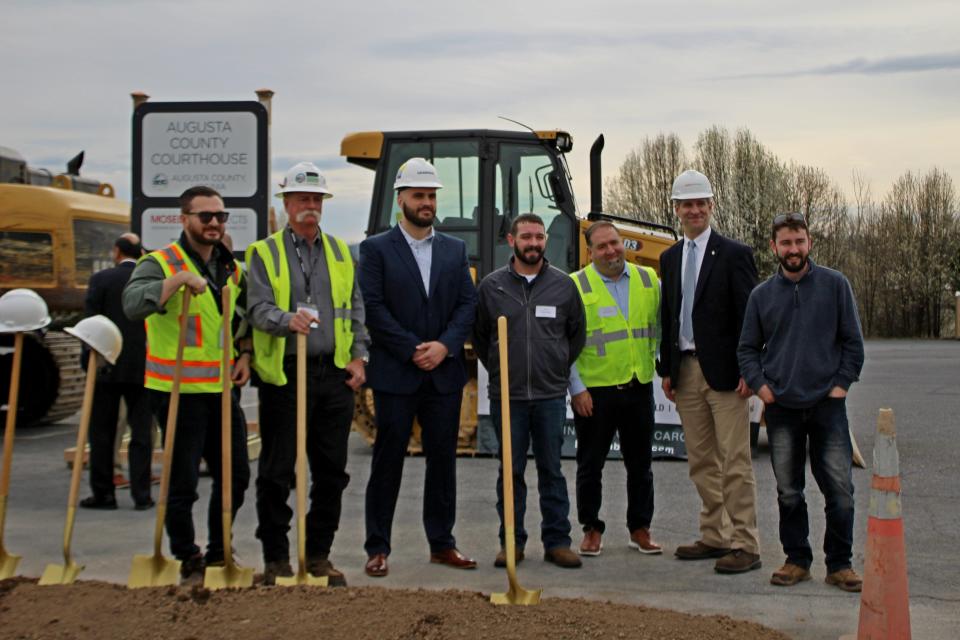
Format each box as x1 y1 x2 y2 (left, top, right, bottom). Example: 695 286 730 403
765 397 854 573
491 397 571 551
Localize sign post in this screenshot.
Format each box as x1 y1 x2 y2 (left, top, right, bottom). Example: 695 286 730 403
131 100 269 256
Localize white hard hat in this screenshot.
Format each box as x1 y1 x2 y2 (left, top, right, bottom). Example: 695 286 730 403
394 157 443 190
671 170 714 200
0 288 51 333
65 315 123 365
275 162 333 199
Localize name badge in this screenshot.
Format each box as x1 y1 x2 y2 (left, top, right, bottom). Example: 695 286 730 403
297 302 320 329
535 305 557 319
598 305 619 318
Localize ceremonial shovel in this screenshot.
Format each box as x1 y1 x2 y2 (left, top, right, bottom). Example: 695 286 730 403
204 286 253 589
0 333 25 580
276 332 328 587
490 316 542 606
128 290 192 588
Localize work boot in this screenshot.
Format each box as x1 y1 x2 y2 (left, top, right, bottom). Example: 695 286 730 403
544 547 582 568
307 555 347 587
674 541 730 560
770 563 811 586
628 528 662 555
494 548 525 568
79 495 118 510
714 549 762 574
262 560 294 586
578 530 602 556
179 553 205 585
825 568 863 593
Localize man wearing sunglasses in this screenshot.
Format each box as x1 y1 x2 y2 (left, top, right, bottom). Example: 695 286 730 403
122 185 251 585
245 162 368 586
738 213 865 593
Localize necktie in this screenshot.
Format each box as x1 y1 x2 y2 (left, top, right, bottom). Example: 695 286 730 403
680 240 697 344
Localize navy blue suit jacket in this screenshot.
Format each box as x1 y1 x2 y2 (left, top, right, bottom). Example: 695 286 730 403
657 230 757 392
359 225 478 395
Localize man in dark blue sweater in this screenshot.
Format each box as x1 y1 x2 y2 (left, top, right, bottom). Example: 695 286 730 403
737 212 865 593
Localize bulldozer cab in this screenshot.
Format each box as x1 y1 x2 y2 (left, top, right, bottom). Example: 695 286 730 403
342 129 580 278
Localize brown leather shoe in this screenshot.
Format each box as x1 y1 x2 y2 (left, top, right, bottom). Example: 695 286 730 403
364 553 388 577
674 540 730 560
307 556 347 587
578 530 602 556
429 548 477 569
714 549 762 574
494 548 525 567
544 546 582 568
770 562 811 586
628 528 662 555
825 568 862 592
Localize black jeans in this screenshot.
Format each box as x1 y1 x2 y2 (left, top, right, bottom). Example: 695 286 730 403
573 381 655 534
364 378 463 556
150 390 250 563
255 356 354 563
88 380 153 505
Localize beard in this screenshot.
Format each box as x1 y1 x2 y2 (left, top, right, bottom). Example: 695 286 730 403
778 252 808 273
186 225 222 246
401 202 436 228
513 243 544 266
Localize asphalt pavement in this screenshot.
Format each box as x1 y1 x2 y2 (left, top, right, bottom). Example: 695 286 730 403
2 339 957 639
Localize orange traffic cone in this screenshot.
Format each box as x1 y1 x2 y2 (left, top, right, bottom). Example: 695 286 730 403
856 408 911 639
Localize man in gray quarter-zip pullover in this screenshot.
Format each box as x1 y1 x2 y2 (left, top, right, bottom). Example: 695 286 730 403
737 212 865 593
473 213 586 569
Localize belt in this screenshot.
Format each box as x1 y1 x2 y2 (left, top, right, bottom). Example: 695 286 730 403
681 350 697 358
283 353 336 368
594 378 643 392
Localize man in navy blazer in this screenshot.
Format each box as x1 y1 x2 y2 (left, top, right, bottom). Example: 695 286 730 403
657 170 761 575
359 158 478 578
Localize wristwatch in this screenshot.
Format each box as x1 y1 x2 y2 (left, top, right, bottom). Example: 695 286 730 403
360 354 370 364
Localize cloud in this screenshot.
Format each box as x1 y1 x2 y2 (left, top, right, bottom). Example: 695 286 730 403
730 51 960 79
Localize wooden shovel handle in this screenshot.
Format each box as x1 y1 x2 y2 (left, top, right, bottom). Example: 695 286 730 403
0 332 24 500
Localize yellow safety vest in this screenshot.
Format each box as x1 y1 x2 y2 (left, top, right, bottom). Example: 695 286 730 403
143 242 242 394
244 229 355 386
572 262 659 387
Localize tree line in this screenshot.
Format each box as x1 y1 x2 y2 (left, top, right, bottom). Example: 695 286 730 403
604 126 960 338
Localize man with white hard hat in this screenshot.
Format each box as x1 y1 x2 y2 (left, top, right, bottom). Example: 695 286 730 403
657 170 761 574
246 161 369 586
359 157 478 578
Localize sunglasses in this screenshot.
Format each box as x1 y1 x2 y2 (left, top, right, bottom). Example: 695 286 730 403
772 212 806 225
190 210 230 224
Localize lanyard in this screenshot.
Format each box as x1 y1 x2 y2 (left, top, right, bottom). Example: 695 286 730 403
290 227 320 304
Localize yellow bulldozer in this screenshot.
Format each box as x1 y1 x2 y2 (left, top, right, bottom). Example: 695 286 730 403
340 129 678 454
0 147 130 425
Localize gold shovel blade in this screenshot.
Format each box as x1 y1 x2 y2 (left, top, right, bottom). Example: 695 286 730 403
0 550 20 580
203 562 254 590
490 585 542 606
275 570 329 587
128 553 182 588
38 560 84 585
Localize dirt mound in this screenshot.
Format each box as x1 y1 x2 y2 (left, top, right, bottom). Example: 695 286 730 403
0 578 790 640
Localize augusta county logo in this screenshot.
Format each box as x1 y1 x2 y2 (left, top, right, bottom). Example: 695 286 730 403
152 174 169 188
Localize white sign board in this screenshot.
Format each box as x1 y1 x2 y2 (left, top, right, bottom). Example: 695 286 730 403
140 112 258 197
141 208 258 253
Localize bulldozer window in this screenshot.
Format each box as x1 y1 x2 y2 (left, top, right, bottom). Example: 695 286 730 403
494 144 576 273
73 219 128 285
0 231 54 285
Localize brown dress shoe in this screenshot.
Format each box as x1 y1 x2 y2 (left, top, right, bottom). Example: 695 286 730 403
429 548 477 569
628 528 662 555
714 549 762 574
578 530 602 556
674 540 730 560
770 562 811 586
494 548 525 567
544 546 582 568
365 553 388 577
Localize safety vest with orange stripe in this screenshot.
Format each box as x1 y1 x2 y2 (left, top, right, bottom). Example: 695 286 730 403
142 241 242 394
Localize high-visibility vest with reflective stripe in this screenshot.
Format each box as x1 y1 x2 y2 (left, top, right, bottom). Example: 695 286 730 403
571 262 659 387
142 242 242 393
244 229 355 386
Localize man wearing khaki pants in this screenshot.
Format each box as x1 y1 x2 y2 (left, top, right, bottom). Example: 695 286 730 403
657 170 761 574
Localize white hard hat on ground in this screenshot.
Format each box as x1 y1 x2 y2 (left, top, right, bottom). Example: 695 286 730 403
65 315 123 365
0 288 51 333
275 162 333 199
394 158 443 190
671 170 714 200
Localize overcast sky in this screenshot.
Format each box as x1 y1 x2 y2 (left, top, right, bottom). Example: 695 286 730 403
4 0 959 242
